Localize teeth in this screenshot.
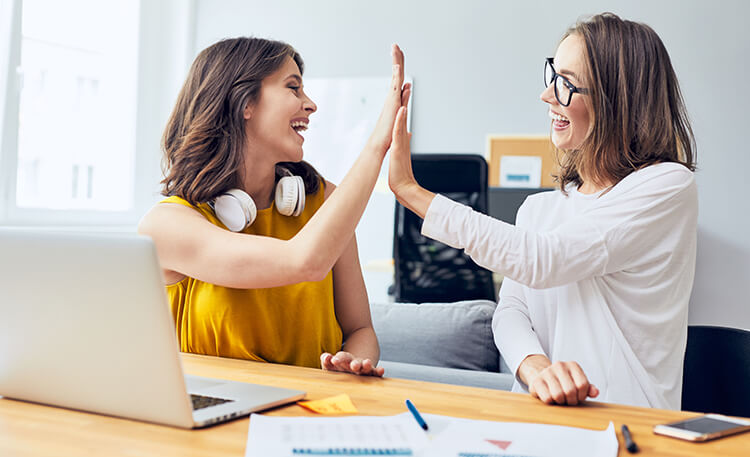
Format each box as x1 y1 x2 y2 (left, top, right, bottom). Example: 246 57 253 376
290 121 308 131
548 111 569 122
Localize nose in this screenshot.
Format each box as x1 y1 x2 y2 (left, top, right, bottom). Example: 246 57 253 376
540 83 557 106
303 93 317 114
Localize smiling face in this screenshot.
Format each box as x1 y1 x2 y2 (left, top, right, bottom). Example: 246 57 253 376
540 34 592 150
243 56 317 164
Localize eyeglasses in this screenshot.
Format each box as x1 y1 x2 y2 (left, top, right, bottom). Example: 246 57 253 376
544 57 589 107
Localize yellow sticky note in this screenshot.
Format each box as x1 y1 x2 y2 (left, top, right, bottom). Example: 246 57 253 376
298 394 358 414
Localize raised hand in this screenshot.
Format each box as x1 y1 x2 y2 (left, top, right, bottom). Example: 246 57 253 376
387 98 435 218
320 351 385 377
388 104 416 201
367 44 412 155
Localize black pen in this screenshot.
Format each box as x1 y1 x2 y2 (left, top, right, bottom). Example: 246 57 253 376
621 424 639 453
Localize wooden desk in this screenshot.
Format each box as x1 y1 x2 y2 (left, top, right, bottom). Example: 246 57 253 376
1 353 748 456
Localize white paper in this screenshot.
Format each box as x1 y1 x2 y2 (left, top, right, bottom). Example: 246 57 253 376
417 413 618 457
245 413 429 456
499 155 542 188
245 413 617 457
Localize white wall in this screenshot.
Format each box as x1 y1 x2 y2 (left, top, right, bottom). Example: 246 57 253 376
189 0 750 328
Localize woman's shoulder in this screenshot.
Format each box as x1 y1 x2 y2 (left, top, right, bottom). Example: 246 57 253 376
521 188 566 209
611 162 695 198
296 177 329 218
633 162 694 183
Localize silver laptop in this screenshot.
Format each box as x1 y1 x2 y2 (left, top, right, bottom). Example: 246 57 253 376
0 229 305 428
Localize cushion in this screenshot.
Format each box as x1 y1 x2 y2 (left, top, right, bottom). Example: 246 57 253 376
370 300 501 372
379 360 513 391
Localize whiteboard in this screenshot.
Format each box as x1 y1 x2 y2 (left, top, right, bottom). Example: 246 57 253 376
302 76 413 185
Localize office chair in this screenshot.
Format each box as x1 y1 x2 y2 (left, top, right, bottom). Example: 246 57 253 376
392 153 496 304
681 325 750 417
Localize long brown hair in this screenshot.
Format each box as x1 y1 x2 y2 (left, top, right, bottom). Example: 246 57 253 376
161 37 321 204
555 13 696 191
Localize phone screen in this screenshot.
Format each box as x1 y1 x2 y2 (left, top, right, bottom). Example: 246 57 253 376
668 417 745 434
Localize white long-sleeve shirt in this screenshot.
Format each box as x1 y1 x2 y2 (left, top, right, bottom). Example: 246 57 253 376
421 162 697 409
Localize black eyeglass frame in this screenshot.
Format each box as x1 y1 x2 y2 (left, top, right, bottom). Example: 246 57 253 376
544 57 590 107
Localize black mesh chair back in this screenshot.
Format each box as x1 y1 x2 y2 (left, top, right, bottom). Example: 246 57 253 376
392 154 496 303
682 325 750 416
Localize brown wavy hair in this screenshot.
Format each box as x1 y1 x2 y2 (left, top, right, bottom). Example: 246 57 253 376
160 37 321 204
554 13 696 191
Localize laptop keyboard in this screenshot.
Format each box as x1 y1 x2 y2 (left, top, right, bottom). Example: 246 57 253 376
190 394 232 410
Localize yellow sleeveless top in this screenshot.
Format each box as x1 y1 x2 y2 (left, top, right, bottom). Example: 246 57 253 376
161 184 342 368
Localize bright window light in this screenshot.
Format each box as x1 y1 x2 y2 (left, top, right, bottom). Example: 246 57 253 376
15 0 139 211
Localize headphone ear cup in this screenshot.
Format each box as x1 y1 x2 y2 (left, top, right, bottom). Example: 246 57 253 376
293 175 305 217
275 176 298 216
213 189 257 232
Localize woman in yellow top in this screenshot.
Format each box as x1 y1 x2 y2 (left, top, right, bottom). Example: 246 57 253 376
138 37 411 376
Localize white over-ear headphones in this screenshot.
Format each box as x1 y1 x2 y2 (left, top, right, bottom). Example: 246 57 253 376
211 173 305 232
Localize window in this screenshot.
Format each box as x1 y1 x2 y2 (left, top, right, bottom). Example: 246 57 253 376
0 0 140 225
16 0 139 212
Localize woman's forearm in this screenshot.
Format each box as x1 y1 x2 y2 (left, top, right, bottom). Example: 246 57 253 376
341 326 380 363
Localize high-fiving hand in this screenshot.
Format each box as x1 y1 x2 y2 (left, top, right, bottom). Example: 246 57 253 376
367 44 412 156
387 51 435 219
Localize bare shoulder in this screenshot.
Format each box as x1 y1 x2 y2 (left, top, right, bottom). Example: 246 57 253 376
138 202 206 237
137 202 210 284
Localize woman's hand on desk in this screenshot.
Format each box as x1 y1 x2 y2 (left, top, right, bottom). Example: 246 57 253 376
320 351 385 377
518 354 599 406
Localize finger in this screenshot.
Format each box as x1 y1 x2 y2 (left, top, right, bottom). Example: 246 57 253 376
392 106 408 142
401 83 412 109
392 44 404 83
391 63 402 93
532 379 552 404
544 374 566 404
349 358 363 374
360 358 374 373
320 353 335 371
568 364 592 403
551 363 579 405
559 376 580 405
331 351 355 371
589 384 600 398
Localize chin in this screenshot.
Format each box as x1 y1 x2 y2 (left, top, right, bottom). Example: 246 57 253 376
551 134 569 149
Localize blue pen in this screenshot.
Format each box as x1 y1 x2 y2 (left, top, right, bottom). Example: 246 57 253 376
405 399 429 431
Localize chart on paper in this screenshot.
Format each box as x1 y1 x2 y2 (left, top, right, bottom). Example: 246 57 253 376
245 414 428 456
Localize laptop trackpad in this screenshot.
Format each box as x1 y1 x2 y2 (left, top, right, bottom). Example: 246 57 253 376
185 375 224 391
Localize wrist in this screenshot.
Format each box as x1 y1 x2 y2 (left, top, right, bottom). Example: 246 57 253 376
393 181 420 203
394 183 434 219
517 354 551 386
364 135 389 158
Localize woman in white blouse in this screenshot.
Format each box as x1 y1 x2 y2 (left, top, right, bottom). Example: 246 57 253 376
387 13 697 409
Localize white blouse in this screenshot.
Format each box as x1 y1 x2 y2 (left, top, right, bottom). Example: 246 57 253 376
421 162 697 409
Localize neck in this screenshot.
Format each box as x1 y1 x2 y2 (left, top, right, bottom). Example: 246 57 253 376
577 174 612 195
239 148 277 210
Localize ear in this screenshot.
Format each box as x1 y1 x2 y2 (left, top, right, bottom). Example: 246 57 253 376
243 102 253 120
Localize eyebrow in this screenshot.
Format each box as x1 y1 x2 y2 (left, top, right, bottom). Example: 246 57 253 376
285 74 302 84
558 68 581 82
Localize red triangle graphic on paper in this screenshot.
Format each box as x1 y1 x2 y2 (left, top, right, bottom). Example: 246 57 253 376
486 439 512 450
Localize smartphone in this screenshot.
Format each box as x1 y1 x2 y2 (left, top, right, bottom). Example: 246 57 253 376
653 414 750 442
